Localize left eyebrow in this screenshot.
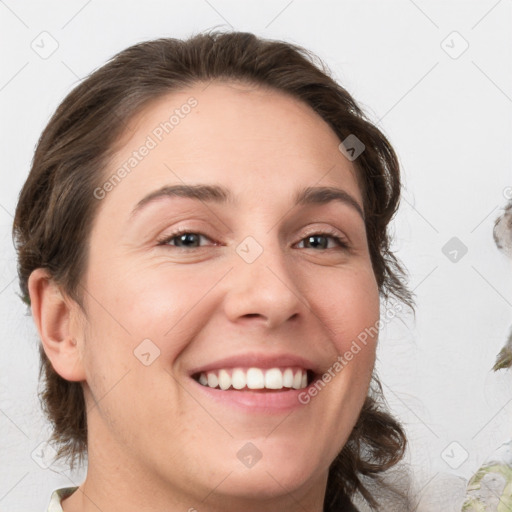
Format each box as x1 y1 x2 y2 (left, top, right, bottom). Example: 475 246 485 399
129 184 365 220
293 186 365 220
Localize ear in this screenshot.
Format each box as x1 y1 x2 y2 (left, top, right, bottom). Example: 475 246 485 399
28 268 86 382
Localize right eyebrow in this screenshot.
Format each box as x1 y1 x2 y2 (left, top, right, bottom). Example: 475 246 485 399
129 184 234 220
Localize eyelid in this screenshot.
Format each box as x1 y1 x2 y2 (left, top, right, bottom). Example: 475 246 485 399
297 223 350 243
299 225 346 239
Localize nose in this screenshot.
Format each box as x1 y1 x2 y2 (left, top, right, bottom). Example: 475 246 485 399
222 238 307 330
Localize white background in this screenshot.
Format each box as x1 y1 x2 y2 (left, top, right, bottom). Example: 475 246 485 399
1 1 511 511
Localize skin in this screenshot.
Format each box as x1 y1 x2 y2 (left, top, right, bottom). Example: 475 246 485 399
29 81 380 512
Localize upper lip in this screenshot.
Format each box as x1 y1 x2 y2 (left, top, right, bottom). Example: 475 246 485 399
188 352 321 377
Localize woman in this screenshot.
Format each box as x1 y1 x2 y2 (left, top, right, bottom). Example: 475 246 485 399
13 30 414 511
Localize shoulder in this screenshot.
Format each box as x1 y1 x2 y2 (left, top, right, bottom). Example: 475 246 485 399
46 487 79 512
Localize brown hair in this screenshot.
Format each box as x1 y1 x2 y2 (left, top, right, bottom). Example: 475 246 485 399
13 30 414 509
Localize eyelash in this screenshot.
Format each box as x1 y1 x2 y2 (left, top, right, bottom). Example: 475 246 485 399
156 228 350 251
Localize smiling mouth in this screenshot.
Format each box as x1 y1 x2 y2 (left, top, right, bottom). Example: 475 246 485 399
191 367 317 392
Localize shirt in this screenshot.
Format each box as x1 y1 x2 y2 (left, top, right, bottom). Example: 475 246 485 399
47 486 78 512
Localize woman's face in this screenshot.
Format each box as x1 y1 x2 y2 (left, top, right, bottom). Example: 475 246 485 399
73 81 380 508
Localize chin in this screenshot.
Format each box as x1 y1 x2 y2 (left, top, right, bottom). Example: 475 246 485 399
222 465 318 501
212 446 326 501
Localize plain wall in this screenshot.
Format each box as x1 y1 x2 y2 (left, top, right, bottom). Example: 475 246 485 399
1 1 511 511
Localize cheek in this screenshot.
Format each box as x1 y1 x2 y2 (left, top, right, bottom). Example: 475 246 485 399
123 264 220 339
304 264 380 411
310 265 380 351
84 244 379 377
84 260 226 370
87 251 197 325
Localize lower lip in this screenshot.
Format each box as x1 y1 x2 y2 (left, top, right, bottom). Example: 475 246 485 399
190 377 317 413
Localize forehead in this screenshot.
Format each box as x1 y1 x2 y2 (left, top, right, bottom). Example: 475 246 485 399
100 80 363 218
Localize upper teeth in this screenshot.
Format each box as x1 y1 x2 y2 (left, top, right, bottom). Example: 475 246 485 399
196 367 309 391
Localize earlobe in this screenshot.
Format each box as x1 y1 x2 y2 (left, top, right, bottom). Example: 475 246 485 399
27 268 86 382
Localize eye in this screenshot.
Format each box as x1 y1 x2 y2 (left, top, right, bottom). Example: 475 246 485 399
156 228 350 251
296 231 349 250
156 229 215 249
